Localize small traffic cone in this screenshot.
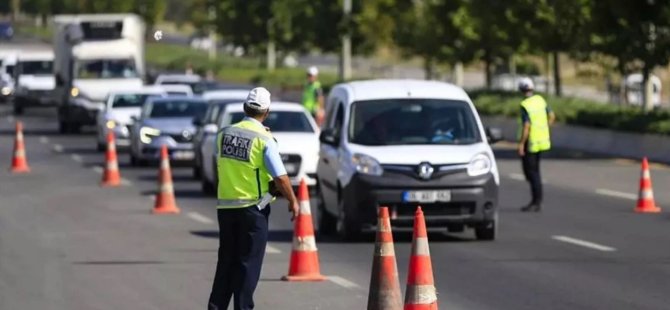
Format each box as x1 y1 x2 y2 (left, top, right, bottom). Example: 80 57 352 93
635 157 661 213
367 206 403 310
100 131 121 187
10 121 30 173
153 145 180 214
281 178 326 282
404 207 438 310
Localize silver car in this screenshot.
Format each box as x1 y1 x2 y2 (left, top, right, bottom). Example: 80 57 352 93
129 97 208 166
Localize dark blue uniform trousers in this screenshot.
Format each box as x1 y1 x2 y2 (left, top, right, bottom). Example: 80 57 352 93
208 205 270 310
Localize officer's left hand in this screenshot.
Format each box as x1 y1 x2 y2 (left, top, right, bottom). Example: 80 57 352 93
517 144 525 157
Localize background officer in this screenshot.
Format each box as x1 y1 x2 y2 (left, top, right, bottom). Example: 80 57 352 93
517 78 555 212
208 87 299 310
302 66 325 126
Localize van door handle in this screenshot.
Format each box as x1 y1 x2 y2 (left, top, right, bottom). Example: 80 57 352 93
322 157 329 164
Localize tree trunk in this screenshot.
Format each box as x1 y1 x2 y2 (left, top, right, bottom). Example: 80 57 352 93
424 57 434 80
484 49 492 89
11 0 20 21
544 54 551 94
553 51 562 97
642 66 654 112
266 40 276 72
453 62 464 87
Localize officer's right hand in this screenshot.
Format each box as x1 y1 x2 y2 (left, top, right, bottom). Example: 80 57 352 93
289 200 299 221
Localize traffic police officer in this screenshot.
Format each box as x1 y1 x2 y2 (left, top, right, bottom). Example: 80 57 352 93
517 78 555 212
302 66 325 125
208 87 299 310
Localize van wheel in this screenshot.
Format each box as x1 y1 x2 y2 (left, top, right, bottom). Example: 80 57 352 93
59 121 70 134
475 218 497 241
317 190 336 235
97 142 106 152
202 177 216 196
13 104 24 115
336 198 361 241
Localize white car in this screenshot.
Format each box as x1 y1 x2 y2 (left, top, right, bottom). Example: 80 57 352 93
200 102 320 194
316 79 503 240
158 84 194 97
154 73 204 94
96 87 168 151
0 51 17 102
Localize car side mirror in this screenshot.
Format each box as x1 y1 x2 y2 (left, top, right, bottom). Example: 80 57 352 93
204 124 218 134
486 127 503 144
319 128 338 146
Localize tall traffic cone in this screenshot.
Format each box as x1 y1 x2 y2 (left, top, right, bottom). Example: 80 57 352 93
281 178 326 282
635 157 661 213
152 145 180 214
404 207 438 310
367 206 403 310
100 131 121 187
10 121 30 173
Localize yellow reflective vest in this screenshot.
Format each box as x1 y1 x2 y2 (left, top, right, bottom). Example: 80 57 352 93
302 81 321 114
518 95 551 153
216 119 274 209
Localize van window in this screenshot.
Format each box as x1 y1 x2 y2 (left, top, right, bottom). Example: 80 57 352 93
333 104 344 138
348 99 481 146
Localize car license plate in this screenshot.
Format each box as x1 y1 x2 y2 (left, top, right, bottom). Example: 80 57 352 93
284 163 298 174
402 190 451 203
173 151 194 160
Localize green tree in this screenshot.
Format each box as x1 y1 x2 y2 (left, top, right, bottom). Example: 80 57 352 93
589 0 670 110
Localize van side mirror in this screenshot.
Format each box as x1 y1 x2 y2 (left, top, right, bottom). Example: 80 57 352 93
130 115 139 122
486 127 503 144
319 128 338 146
193 116 203 126
204 124 218 134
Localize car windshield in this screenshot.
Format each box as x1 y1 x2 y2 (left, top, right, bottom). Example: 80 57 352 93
167 91 189 96
229 111 314 132
348 99 481 146
112 94 161 108
76 58 138 79
161 81 206 94
146 100 207 118
19 60 53 75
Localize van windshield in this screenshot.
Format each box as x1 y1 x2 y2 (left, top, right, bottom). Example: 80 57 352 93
20 61 53 75
76 58 138 79
348 99 481 146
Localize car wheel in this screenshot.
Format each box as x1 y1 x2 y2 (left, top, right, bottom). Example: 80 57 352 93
474 212 498 241
70 124 82 134
317 189 336 236
59 121 70 134
13 103 23 115
129 153 138 166
447 224 465 233
202 176 216 196
97 142 106 152
138 158 149 167
336 196 361 241
193 165 201 179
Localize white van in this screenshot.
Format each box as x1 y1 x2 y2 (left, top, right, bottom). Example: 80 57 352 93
13 51 56 114
316 79 502 240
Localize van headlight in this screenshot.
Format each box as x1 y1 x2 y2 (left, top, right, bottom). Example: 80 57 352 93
467 153 492 177
1 86 11 96
140 126 161 144
352 153 383 176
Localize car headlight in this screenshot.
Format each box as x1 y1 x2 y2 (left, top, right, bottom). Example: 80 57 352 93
140 126 161 144
351 153 383 176
70 87 80 97
106 120 117 129
1 86 11 96
467 153 492 177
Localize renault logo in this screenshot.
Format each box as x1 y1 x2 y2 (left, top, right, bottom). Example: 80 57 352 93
416 162 434 180
181 130 192 139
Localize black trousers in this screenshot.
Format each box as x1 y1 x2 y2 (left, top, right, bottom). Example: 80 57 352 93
208 205 270 310
521 151 543 205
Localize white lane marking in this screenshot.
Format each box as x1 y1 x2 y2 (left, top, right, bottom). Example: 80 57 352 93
121 178 132 186
595 189 637 201
508 173 525 181
328 276 361 289
52 144 64 153
187 212 215 224
266 244 281 254
92 166 103 174
70 154 83 163
552 235 616 252
39 136 49 144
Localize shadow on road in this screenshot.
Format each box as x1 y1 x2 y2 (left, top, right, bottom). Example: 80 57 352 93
493 147 613 161
72 260 166 265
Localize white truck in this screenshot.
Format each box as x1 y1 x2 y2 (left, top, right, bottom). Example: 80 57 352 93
53 14 146 133
12 51 56 114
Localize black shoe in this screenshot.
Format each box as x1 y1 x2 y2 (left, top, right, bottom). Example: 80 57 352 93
521 204 541 212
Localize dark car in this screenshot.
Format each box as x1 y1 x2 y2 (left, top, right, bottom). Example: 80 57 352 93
0 22 13 40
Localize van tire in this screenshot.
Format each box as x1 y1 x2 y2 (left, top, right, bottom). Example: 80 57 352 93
336 197 361 241
475 220 496 241
317 190 336 235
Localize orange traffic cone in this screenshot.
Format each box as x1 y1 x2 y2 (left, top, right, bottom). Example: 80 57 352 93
404 207 438 310
367 206 403 310
635 157 661 213
10 121 30 173
100 131 121 187
281 178 326 282
153 145 180 214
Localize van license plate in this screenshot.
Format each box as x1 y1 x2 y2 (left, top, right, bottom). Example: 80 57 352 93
402 190 451 203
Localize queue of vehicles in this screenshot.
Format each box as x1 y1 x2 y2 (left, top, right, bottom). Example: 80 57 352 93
1 14 504 241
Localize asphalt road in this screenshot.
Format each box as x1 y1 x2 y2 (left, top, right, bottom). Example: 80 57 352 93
3 38 670 310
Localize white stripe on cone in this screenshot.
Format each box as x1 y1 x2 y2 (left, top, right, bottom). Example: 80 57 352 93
411 237 430 256
292 236 318 252
299 200 312 215
374 241 395 257
405 284 437 304
14 149 25 157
